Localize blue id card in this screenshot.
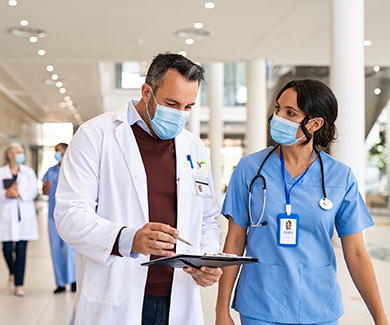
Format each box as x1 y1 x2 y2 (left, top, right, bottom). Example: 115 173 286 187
277 213 299 247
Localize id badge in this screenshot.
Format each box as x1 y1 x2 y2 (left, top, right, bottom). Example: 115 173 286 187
277 213 299 247
195 179 211 198
192 170 212 198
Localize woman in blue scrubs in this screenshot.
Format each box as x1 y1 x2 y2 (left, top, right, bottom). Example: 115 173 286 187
215 80 388 325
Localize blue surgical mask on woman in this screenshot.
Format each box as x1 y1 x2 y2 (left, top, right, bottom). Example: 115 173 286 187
54 152 63 163
270 112 309 146
15 153 25 165
147 89 190 140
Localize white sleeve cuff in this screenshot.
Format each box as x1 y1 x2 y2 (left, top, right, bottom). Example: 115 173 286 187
118 227 139 259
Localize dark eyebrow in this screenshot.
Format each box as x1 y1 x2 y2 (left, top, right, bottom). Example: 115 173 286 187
165 98 196 107
276 101 299 113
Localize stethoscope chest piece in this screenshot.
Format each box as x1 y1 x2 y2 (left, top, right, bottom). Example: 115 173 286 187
319 198 333 210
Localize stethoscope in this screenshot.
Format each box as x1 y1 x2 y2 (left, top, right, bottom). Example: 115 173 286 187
248 144 333 227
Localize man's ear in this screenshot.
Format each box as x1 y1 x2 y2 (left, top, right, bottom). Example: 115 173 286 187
141 84 152 103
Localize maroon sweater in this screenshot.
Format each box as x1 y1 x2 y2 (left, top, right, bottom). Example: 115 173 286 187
131 123 177 297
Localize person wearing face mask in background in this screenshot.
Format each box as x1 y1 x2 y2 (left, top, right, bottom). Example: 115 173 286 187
54 53 222 325
216 80 388 325
42 143 76 294
0 143 39 297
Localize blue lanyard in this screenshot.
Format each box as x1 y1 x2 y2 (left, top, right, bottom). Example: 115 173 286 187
280 148 315 215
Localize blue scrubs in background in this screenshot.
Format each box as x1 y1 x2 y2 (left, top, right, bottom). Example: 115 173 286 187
43 164 76 288
222 147 374 324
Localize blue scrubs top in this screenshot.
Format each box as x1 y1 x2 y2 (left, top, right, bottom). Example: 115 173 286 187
42 164 60 220
221 147 374 324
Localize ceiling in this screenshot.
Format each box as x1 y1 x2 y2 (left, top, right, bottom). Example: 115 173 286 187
0 0 390 126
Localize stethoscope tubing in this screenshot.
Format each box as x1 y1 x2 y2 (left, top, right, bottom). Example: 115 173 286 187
248 144 328 227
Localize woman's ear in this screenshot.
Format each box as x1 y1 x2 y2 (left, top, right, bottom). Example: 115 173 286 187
309 117 324 133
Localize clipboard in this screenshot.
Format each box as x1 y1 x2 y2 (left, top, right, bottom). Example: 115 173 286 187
3 179 15 189
141 254 258 268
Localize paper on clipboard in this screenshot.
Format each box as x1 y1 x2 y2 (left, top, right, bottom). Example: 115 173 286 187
141 253 258 268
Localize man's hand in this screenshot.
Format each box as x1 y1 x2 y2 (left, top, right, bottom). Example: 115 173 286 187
183 266 222 287
42 181 52 195
5 183 19 198
131 222 178 256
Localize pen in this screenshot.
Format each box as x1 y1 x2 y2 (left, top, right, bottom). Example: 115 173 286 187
172 234 193 246
186 155 194 169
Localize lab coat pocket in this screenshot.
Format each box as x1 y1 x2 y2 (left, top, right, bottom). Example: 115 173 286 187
82 257 130 305
299 264 335 320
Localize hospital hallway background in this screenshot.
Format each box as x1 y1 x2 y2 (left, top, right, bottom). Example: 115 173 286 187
0 198 389 325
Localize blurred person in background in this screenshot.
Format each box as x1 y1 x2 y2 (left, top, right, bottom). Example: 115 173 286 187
0 142 39 297
42 143 76 294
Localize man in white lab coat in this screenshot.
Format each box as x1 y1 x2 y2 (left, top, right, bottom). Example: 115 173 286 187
55 53 222 325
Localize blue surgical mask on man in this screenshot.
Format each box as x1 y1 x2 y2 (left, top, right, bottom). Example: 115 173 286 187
270 112 315 146
15 153 25 165
147 88 190 140
54 151 62 163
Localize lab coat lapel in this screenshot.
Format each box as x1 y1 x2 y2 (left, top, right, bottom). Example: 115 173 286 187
175 133 192 242
114 120 148 223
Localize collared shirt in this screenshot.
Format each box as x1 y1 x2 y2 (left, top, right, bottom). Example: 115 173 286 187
128 100 153 136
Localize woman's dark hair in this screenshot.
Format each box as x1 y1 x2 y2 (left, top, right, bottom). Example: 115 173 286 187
273 79 338 148
145 52 205 94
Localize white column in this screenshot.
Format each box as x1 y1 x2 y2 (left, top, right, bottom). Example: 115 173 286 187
387 107 390 208
208 63 224 205
246 59 268 154
186 85 201 137
330 0 366 196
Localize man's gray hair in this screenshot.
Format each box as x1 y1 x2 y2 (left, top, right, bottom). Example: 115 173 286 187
145 53 205 94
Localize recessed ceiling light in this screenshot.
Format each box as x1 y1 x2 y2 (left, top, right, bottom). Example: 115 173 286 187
374 88 381 95
20 20 29 27
185 38 195 45
176 28 214 40
67 100 73 106
194 22 203 29
56 81 63 88
64 96 71 101
9 27 46 39
363 40 372 46
29 36 38 43
51 74 59 80
8 0 17 6
59 87 67 94
59 102 68 108
46 65 54 72
373 65 380 72
178 51 187 56
37 49 46 56
205 2 215 9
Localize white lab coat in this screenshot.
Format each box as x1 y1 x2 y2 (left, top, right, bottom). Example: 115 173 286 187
0 164 39 242
55 102 221 325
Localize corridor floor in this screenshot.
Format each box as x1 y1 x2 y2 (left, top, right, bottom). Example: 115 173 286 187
0 200 388 325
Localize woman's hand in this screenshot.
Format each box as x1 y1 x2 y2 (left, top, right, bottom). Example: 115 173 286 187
5 183 19 198
215 310 234 325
